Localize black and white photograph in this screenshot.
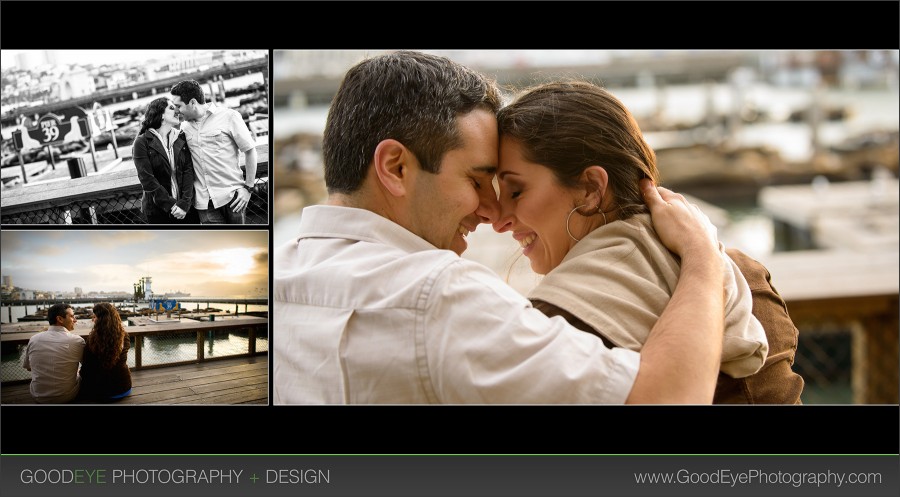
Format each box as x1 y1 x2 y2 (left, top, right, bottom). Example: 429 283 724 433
1 50 269 225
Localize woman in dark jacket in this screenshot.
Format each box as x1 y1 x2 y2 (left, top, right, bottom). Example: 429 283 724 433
132 97 197 224
80 303 132 402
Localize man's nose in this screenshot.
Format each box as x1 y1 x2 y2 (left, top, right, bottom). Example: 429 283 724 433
475 183 500 225
492 193 514 233
492 212 513 233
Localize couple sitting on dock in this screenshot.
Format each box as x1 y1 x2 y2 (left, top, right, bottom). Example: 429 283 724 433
23 303 132 403
132 79 258 225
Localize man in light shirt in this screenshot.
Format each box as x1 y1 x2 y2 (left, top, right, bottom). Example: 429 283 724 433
273 51 727 404
23 303 85 403
171 79 258 224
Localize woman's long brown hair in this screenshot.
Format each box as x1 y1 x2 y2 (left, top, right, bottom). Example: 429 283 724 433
88 302 130 369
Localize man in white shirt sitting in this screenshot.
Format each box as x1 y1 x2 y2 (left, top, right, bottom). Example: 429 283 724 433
23 303 85 403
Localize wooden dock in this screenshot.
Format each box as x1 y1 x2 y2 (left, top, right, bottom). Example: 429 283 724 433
1 355 267 405
759 177 899 251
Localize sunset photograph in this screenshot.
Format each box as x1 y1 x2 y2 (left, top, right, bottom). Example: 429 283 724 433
1 230 268 405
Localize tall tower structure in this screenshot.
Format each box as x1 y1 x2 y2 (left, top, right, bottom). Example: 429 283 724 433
142 276 153 301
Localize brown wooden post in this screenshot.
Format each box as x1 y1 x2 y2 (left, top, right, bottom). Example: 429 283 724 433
248 326 256 355
197 330 205 362
856 297 900 404
135 335 142 369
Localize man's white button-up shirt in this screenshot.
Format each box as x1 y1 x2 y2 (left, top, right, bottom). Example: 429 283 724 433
274 205 640 404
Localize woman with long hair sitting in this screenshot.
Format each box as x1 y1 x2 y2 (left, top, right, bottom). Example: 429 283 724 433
79 303 133 402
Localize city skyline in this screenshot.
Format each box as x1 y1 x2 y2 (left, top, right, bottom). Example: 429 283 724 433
1 50 221 72
0 231 268 297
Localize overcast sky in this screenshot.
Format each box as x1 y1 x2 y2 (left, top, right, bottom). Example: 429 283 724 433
1 230 268 297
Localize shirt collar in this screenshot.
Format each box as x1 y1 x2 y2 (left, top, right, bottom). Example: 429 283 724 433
297 205 442 254
187 103 218 126
47 325 71 333
147 128 168 146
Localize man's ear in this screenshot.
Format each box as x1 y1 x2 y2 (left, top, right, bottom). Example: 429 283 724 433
581 165 609 211
373 139 411 197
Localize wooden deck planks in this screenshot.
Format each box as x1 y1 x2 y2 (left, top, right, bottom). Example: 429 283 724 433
1 356 268 405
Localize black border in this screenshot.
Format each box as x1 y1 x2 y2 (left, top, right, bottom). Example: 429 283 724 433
1 1 899 50
2 405 899 454
2 0 899 458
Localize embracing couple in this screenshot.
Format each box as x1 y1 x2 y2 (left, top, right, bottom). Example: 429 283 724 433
132 79 258 224
23 303 132 403
273 51 805 405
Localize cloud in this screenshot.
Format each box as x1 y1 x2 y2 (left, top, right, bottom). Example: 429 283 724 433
86 231 156 249
142 247 267 278
192 276 270 298
254 251 269 265
0 233 24 253
36 246 66 256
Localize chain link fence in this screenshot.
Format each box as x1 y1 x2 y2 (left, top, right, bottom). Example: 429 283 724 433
794 326 853 404
793 314 898 404
1 176 268 225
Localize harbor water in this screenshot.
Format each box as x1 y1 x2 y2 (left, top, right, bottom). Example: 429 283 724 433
1 300 268 325
0 72 266 141
1 299 269 382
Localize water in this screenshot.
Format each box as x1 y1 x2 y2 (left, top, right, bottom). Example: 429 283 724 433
1 300 268 324
1 72 266 141
1 298 269 382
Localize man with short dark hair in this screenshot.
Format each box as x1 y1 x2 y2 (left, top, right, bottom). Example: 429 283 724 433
273 51 727 404
171 79 258 224
23 303 85 403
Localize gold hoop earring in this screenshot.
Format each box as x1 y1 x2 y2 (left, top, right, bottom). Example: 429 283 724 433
567 205 609 243
566 205 584 242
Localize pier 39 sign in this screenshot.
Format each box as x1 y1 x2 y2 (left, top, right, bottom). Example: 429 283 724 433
12 112 90 151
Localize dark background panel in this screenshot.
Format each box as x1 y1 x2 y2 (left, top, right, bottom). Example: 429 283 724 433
2 405 897 455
